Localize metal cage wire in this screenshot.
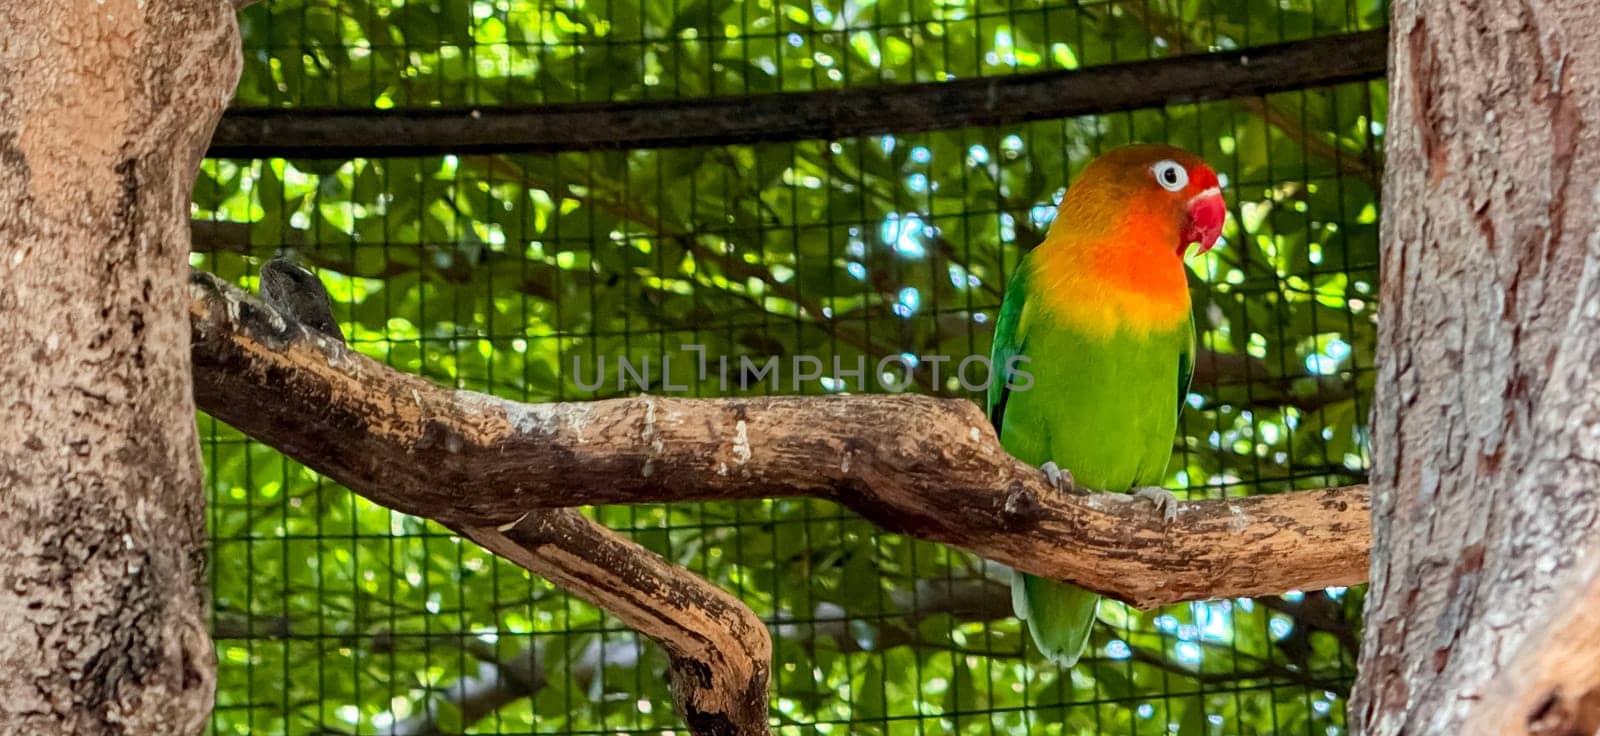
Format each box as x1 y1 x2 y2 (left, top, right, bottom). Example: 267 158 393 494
197 1 1383 733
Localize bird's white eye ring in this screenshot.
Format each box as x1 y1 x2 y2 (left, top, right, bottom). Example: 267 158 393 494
1152 160 1188 192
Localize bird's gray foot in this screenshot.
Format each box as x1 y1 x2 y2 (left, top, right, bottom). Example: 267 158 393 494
1132 486 1180 525
1041 461 1089 496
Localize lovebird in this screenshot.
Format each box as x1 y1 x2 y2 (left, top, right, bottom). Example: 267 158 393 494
988 144 1226 666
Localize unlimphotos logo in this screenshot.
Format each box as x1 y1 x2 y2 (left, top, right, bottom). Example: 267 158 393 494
570 344 1033 393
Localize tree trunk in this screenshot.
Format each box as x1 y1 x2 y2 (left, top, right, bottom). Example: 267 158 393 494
0 2 239 733
1355 2 1600 733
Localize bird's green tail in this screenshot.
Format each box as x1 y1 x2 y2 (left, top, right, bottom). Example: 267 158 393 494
1011 571 1099 667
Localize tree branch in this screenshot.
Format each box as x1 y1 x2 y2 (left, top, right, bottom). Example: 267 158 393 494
225 264 770 736
188 269 1369 610
459 517 769 735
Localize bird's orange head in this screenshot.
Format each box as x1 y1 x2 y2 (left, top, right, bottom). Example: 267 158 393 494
1028 144 1227 336
1048 143 1226 258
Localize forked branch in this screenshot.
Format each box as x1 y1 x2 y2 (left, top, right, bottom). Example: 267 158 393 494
187 269 1369 610
203 265 769 735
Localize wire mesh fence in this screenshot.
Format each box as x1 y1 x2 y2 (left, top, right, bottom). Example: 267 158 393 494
234 0 1384 106
197 1 1384 733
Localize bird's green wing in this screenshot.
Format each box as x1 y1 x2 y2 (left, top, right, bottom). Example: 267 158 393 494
987 268 1030 430
1177 308 1195 420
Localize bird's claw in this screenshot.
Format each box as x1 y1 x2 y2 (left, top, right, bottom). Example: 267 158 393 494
1133 486 1180 525
1040 461 1088 496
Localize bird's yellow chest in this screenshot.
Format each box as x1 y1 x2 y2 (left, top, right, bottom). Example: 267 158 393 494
1025 239 1192 338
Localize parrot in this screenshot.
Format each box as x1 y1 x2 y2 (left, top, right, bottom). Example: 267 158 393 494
988 143 1226 666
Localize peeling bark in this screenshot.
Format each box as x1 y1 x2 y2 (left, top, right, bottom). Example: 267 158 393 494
0 1 240 733
188 270 1369 610
1355 2 1600 732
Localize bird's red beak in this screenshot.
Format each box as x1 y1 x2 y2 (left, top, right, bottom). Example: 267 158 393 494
1180 187 1226 256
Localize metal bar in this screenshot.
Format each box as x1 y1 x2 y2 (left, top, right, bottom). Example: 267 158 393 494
209 30 1387 158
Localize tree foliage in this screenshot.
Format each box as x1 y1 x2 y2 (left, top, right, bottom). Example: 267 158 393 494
195 0 1384 733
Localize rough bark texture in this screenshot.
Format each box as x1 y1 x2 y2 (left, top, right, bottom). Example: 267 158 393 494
189 270 1369 610
251 261 771 736
1354 2 1600 733
0 1 240 734
1464 553 1600 736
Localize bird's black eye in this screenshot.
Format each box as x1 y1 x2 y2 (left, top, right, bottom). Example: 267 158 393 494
1152 160 1188 192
